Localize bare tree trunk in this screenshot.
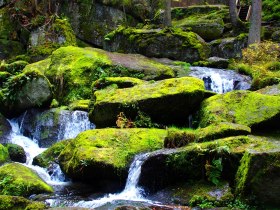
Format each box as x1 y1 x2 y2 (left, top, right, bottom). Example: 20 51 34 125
229 0 239 27
248 0 262 45
163 0 171 27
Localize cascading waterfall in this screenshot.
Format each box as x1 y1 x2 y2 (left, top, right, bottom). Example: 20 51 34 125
189 66 252 93
7 110 94 185
70 153 153 209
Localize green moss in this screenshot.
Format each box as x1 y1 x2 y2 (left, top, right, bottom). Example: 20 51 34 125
68 100 90 111
23 58 51 75
33 140 69 168
198 123 251 142
0 72 11 86
0 39 25 60
0 8 17 40
0 61 29 74
164 128 197 148
198 90 280 129
0 163 53 197
0 195 46 210
0 144 9 165
58 128 167 174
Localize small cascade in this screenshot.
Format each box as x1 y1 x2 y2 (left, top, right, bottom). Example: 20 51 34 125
189 66 251 93
71 153 153 209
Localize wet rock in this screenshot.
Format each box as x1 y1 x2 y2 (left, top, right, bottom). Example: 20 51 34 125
198 90 280 131
206 57 229 69
4 143 26 163
235 150 280 207
0 113 11 143
104 27 210 63
0 70 53 118
209 34 248 59
0 163 53 196
90 77 207 128
256 84 280 95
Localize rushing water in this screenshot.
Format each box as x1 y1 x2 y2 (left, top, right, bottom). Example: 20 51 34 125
189 66 251 93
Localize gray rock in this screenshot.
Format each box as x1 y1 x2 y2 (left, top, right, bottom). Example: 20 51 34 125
272 30 280 42
207 56 229 68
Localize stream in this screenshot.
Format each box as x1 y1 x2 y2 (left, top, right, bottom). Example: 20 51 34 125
5 67 252 209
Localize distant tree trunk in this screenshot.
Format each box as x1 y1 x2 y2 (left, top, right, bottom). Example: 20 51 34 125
163 0 172 27
229 0 239 27
248 0 262 45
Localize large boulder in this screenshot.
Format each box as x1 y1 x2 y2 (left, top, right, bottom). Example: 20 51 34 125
198 90 280 131
0 163 53 197
36 128 167 192
104 27 210 63
209 34 248 59
235 150 280 207
0 70 53 118
138 135 278 193
24 46 175 104
90 77 209 128
256 84 280 96
0 195 47 210
4 144 26 163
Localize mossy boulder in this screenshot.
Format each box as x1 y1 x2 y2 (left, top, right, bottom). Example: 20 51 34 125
4 144 26 163
209 34 248 59
104 27 210 63
28 18 77 61
0 163 53 197
138 135 278 193
24 46 175 104
198 90 280 131
235 150 280 207
90 77 208 128
69 100 90 111
0 61 29 74
50 128 166 191
0 113 11 143
0 195 47 210
0 70 53 118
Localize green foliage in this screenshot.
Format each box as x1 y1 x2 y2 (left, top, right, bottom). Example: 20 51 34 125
172 61 191 74
263 0 280 21
205 158 223 186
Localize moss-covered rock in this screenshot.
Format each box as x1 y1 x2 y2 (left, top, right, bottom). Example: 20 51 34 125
197 122 251 142
69 100 90 111
28 18 77 60
90 77 207 127
235 150 280 207
0 71 11 86
198 90 280 131
209 34 248 59
139 135 278 193
0 163 53 197
55 128 166 191
4 144 26 163
164 128 197 148
173 8 226 42
24 46 175 104
104 27 210 63
0 70 53 118
0 195 47 210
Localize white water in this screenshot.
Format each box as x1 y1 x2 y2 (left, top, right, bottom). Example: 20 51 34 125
7 110 94 185
189 66 251 93
72 153 153 209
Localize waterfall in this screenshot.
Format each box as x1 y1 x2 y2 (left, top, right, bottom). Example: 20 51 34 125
189 66 251 93
6 110 94 185
71 153 153 209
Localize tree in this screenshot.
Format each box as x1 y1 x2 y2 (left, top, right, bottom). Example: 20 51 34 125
229 0 240 28
163 0 171 27
248 0 262 45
